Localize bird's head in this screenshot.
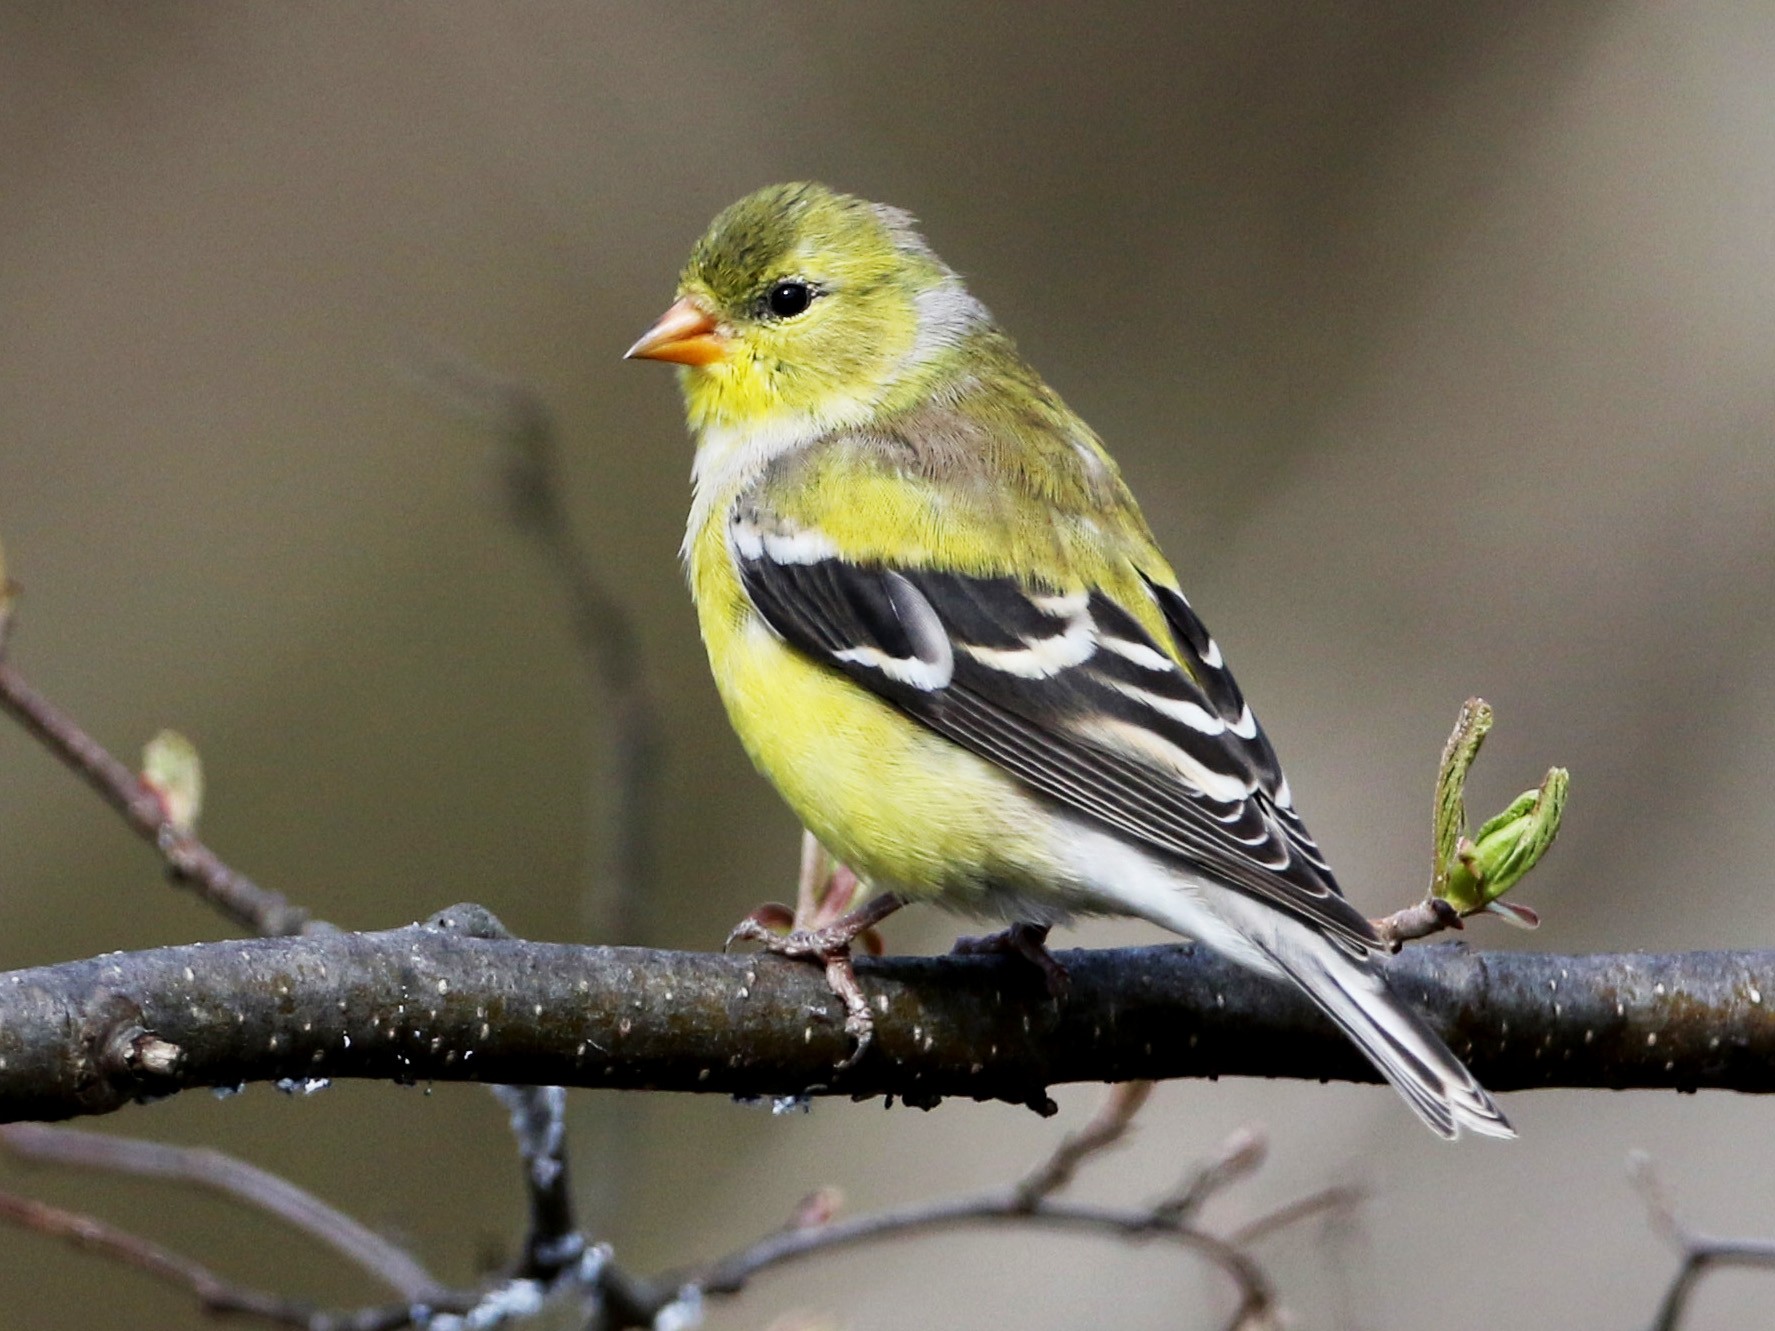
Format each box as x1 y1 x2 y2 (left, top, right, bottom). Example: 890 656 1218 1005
627 183 989 436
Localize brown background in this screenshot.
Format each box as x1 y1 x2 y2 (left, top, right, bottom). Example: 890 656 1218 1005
3 4 1774 1327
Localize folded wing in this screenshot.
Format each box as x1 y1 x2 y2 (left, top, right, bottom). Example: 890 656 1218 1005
731 504 1379 954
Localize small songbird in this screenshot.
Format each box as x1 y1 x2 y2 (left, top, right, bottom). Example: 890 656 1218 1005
628 182 1512 1140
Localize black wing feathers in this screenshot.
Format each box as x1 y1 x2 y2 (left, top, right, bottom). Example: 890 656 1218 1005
734 512 1376 952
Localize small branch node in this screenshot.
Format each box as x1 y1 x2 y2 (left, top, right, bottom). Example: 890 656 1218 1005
1153 1125 1268 1225
1014 1080 1154 1209
125 1032 184 1079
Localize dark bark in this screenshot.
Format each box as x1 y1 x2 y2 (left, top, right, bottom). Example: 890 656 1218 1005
2 905 1771 1123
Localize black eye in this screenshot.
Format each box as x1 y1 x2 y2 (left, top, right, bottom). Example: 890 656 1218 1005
764 279 814 318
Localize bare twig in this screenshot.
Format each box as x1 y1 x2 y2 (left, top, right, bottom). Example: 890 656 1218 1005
1629 1151 1775 1331
0 1120 590 1331
1372 896 1464 950
490 1085 581 1280
0 1131 488 1330
1015 1080 1153 1206
0 658 308 937
409 357 660 947
0 1101 1352 1331
672 1094 1348 1331
688 1191 1277 1329
1228 1184 1364 1247
1153 1127 1268 1225
0 1124 447 1302
0 1186 322 1327
0 1179 454 1331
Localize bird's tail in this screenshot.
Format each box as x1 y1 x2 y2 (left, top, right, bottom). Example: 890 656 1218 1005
1259 921 1514 1141
1065 825 1512 1139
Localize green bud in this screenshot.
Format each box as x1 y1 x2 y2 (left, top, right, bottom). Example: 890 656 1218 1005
1427 699 1566 930
142 729 204 835
1431 698 1493 900
1438 768 1567 928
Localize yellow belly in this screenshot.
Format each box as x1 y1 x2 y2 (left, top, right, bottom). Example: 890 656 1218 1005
691 541 1049 905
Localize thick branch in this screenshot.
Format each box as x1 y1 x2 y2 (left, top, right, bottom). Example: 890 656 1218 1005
1 913 1771 1123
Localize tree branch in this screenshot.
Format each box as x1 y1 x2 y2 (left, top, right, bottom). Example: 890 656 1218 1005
489 1084 581 1279
1630 1150 1775 1331
0 1123 448 1302
0 658 309 936
0 1186 326 1328
408 356 661 946
641 1099 1347 1331
1 910 1770 1124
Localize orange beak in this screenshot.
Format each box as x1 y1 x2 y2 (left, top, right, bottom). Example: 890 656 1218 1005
624 297 729 366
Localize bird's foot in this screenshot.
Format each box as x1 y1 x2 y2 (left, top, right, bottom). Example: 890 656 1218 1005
727 890 904 1069
952 921 1071 998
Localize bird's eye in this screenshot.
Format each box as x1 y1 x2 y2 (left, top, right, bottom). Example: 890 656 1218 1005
763 279 815 319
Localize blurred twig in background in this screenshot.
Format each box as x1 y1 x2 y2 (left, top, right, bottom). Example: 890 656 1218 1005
678 1098 1354 1331
0 1076 1349 1331
0 652 309 938
405 356 661 948
404 360 672 1233
1630 1151 1775 1331
0 1187 373 1330
0 1124 448 1303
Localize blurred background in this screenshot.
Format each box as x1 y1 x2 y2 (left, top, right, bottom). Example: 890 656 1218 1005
3 3 1774 1327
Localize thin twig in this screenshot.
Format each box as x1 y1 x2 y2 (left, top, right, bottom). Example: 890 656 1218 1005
408 357 661 947
0 658 308 937
1153 1127 1268 1225
0 1163 473 1331
1015 1080 1153 1206
1629 1151 1775 1331
0 1185 320 1327
654 1091 1331 1331
1228 1185 1364 1247
0 1123 447 1302
688 1192 1275 1325
1371 896 1463 950
489 1085 581 1280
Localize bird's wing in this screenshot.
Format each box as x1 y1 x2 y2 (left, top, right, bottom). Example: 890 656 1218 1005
730 503 1378 954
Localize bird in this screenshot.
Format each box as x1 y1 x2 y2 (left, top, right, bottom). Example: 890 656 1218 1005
626 182 1513 1140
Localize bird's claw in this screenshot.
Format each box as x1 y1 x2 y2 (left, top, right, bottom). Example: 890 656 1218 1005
726 890 903 1067
827 954 876 1070
727 925 877 1068
953 921 1071 998
724 903 795 952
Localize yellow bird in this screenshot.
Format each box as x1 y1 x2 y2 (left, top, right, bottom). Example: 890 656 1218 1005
628 182 1512 1140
